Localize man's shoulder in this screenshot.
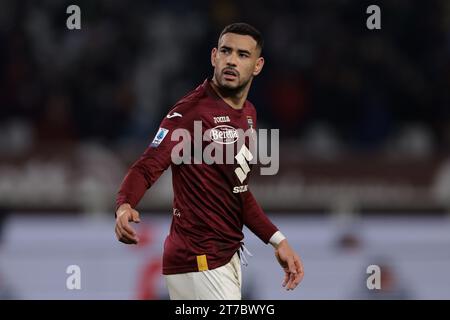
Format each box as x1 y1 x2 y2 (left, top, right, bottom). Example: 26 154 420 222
167 81 209 116
245 100 257 116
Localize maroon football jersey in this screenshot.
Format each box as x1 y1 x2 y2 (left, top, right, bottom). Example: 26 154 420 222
116 79 278 275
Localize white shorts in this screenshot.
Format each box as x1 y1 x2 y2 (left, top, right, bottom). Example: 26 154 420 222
165 252 242 300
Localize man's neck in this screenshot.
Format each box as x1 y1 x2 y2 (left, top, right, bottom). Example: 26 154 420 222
210 78 250 110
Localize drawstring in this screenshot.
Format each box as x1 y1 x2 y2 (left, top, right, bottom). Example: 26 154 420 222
239 243 253 267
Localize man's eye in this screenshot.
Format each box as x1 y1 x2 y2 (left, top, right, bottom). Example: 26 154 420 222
239 53 249 58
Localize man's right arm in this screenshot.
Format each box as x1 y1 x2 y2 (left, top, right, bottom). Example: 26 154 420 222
115 147 173 211
114 144 173 244
115 203 141 244
116 105 189 211
115 103 191 244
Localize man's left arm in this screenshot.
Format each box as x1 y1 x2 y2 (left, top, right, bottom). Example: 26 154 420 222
241 190 304 290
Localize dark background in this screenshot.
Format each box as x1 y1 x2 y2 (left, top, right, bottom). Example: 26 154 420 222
0 0 450 300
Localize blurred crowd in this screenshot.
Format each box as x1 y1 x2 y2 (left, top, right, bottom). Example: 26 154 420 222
1 2 448 300
1 1 450 213
1 0 449 159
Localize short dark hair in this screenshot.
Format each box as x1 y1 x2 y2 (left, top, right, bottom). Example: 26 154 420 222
219 22 264 54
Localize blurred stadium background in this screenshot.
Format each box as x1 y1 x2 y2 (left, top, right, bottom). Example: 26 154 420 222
1 0 450 299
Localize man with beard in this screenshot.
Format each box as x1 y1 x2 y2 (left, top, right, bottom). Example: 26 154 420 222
115 23 304 299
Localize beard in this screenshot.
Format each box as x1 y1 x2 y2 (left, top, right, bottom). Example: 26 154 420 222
214 68 252 97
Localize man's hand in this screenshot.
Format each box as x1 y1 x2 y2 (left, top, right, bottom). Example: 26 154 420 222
274 239 304 290
115 203 140 244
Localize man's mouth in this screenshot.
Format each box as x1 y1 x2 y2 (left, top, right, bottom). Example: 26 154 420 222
223 68 238 80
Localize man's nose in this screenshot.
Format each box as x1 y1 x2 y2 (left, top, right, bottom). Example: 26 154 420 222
226 53 237 66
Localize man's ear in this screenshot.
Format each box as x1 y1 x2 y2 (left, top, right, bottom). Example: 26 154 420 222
211 47 217 67
253 56 265 76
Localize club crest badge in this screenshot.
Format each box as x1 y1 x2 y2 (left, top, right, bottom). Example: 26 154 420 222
246 116 254 131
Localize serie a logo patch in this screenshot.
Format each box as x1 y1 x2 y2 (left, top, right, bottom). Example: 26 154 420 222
150 127 169 148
